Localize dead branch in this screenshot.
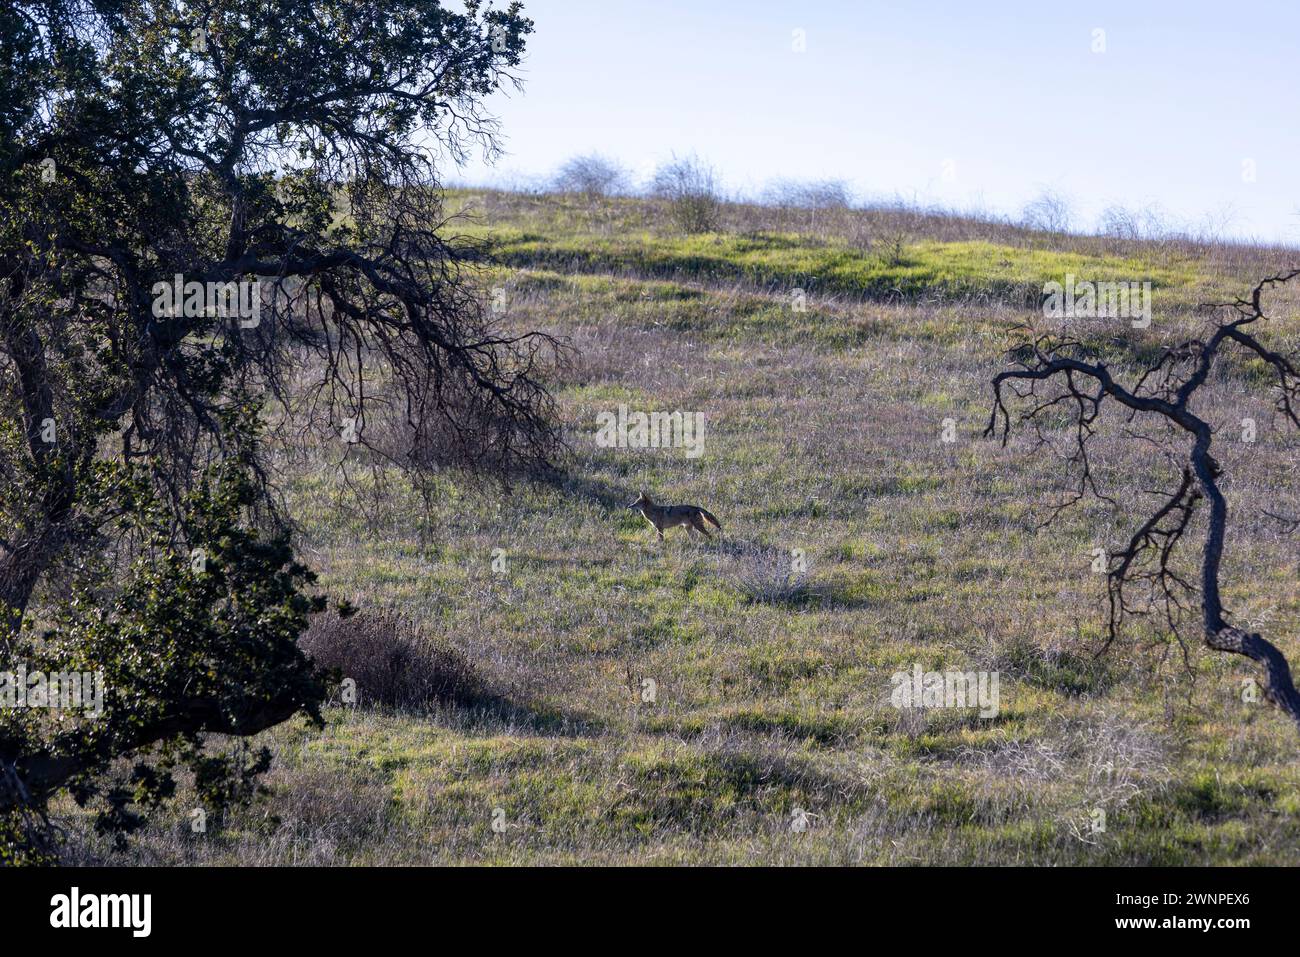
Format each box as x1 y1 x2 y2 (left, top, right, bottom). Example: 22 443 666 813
987 269 1300 729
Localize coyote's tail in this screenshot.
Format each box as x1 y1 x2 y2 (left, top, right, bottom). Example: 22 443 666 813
699 508 722 530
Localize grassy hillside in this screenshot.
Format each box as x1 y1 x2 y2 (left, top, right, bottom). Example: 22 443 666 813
65 190 1300 865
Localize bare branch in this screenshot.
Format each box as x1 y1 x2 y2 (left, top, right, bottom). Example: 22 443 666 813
987 270 1300 730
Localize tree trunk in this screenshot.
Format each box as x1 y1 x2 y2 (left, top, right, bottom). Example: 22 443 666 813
1192 431 1300 728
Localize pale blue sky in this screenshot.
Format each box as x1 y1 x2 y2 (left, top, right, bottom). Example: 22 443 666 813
454 0 1300 244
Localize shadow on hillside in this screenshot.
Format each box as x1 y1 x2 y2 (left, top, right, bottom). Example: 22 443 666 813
428 694 607 738
550 472 638 511
323 681 609 739
488 242 1045 310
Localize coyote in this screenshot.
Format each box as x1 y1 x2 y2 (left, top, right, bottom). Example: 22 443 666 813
626 491 722 541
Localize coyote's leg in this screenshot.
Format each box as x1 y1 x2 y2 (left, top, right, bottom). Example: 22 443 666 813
656 526 664 542
691 514 712 539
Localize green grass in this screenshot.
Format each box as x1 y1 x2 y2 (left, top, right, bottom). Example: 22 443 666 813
57 188 1300 866
472 224 1215 309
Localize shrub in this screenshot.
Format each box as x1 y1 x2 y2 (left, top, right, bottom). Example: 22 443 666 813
301 611 486 712
1098 203 1170 241
650 153 722 233
726 542 812 604
1020 189 1074 234
763 178 853 210
552 153 630 199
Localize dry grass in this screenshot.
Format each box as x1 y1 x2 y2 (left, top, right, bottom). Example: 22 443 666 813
54 188 1300 866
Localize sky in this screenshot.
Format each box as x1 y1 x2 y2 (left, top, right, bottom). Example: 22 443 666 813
452 0 1300 244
